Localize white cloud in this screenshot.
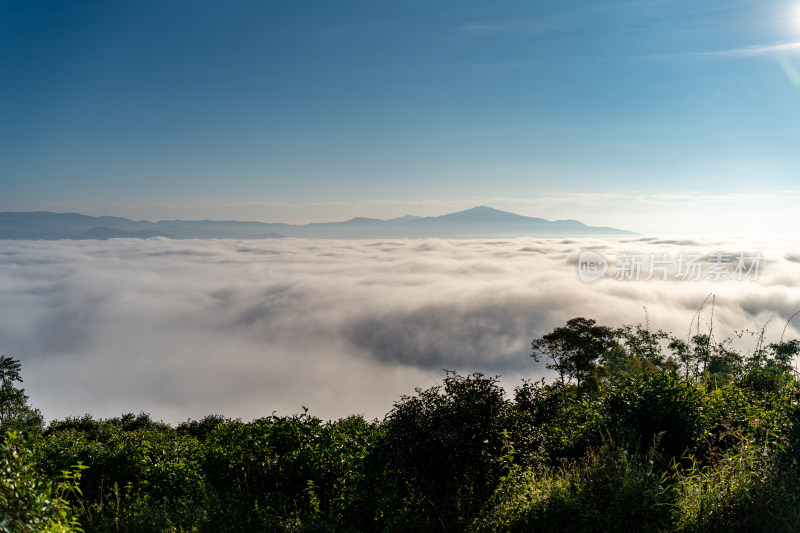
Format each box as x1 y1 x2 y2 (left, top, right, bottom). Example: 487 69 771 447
703 41 800 57
1 236 800 424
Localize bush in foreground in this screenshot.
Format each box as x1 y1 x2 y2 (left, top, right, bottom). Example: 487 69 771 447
1 431 83 533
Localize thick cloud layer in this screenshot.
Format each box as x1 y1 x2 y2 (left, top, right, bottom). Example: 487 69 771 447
1 236 799 423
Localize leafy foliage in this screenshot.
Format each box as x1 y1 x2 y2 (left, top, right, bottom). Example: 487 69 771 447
602 372 707 460
470 443 671 532
377 371 514 530
0 431 84 533
0 356 43 437
5 310 800 532
531 317 619 388
202 413 381 531
37 415 206 532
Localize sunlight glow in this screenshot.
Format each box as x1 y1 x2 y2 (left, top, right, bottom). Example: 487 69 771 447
788 3 800 34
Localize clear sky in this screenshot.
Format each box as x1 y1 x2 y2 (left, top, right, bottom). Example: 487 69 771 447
2 1 800 234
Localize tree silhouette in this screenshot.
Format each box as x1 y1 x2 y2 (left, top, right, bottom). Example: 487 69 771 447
531 317 619 387
0 355 43 435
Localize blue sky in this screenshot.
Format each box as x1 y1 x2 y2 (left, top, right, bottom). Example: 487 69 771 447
2 0 800 233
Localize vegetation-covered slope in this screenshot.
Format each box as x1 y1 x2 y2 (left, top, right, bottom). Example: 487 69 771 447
4 311 800 532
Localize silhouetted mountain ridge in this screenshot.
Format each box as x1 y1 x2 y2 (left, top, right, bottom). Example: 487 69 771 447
76 227 173 240
0 207 635 240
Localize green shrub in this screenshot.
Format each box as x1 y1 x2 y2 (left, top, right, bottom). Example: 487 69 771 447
377 371 514 530
0 431 84 533
36 419 206 532
175 414 230 442
601 372 706 461
672 438 800 532
203 413 381 531
471 443 670 532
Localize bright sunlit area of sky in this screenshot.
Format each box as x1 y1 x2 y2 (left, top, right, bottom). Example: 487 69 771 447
2 0 800 235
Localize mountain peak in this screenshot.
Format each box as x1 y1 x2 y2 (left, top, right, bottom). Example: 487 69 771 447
434 206 535 222
457 205 506 214
465 205 493 211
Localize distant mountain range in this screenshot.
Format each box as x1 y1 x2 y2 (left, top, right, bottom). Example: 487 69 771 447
0 207 635 240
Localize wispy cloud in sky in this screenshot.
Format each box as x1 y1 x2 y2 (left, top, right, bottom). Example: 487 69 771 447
3 3 800 222
700 41 800 57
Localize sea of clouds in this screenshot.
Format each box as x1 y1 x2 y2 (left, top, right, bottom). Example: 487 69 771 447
1 236 800 424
